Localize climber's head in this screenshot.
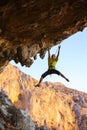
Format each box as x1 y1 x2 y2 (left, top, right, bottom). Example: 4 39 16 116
51 54 56 59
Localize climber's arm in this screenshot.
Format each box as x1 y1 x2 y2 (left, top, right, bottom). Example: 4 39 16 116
48 47 50 59
56 45 61 59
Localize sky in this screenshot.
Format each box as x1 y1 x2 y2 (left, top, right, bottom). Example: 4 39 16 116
11 27 87 93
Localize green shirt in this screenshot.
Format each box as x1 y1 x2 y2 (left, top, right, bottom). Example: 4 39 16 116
48 57 58 69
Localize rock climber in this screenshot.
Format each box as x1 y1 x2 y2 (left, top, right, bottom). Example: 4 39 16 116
35 45 69 87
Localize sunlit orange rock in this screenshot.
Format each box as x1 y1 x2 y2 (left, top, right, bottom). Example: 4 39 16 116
0 63 87 130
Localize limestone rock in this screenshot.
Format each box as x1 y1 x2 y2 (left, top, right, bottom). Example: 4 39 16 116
1 64 87 130
0 90 35 130
0 0 87 70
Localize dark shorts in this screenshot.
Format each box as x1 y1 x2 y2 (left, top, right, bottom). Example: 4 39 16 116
41 69 61 78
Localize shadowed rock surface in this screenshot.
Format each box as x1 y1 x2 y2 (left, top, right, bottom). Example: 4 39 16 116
0 0 87 71
0 90 35 130
0 64 87 130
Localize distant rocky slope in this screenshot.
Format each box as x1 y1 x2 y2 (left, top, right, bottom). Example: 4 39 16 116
0 63 87 130
0 0 87 71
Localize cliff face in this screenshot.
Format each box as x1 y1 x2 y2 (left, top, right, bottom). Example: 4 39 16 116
0 64 87 130
0 90 35 130
0 0 87 71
